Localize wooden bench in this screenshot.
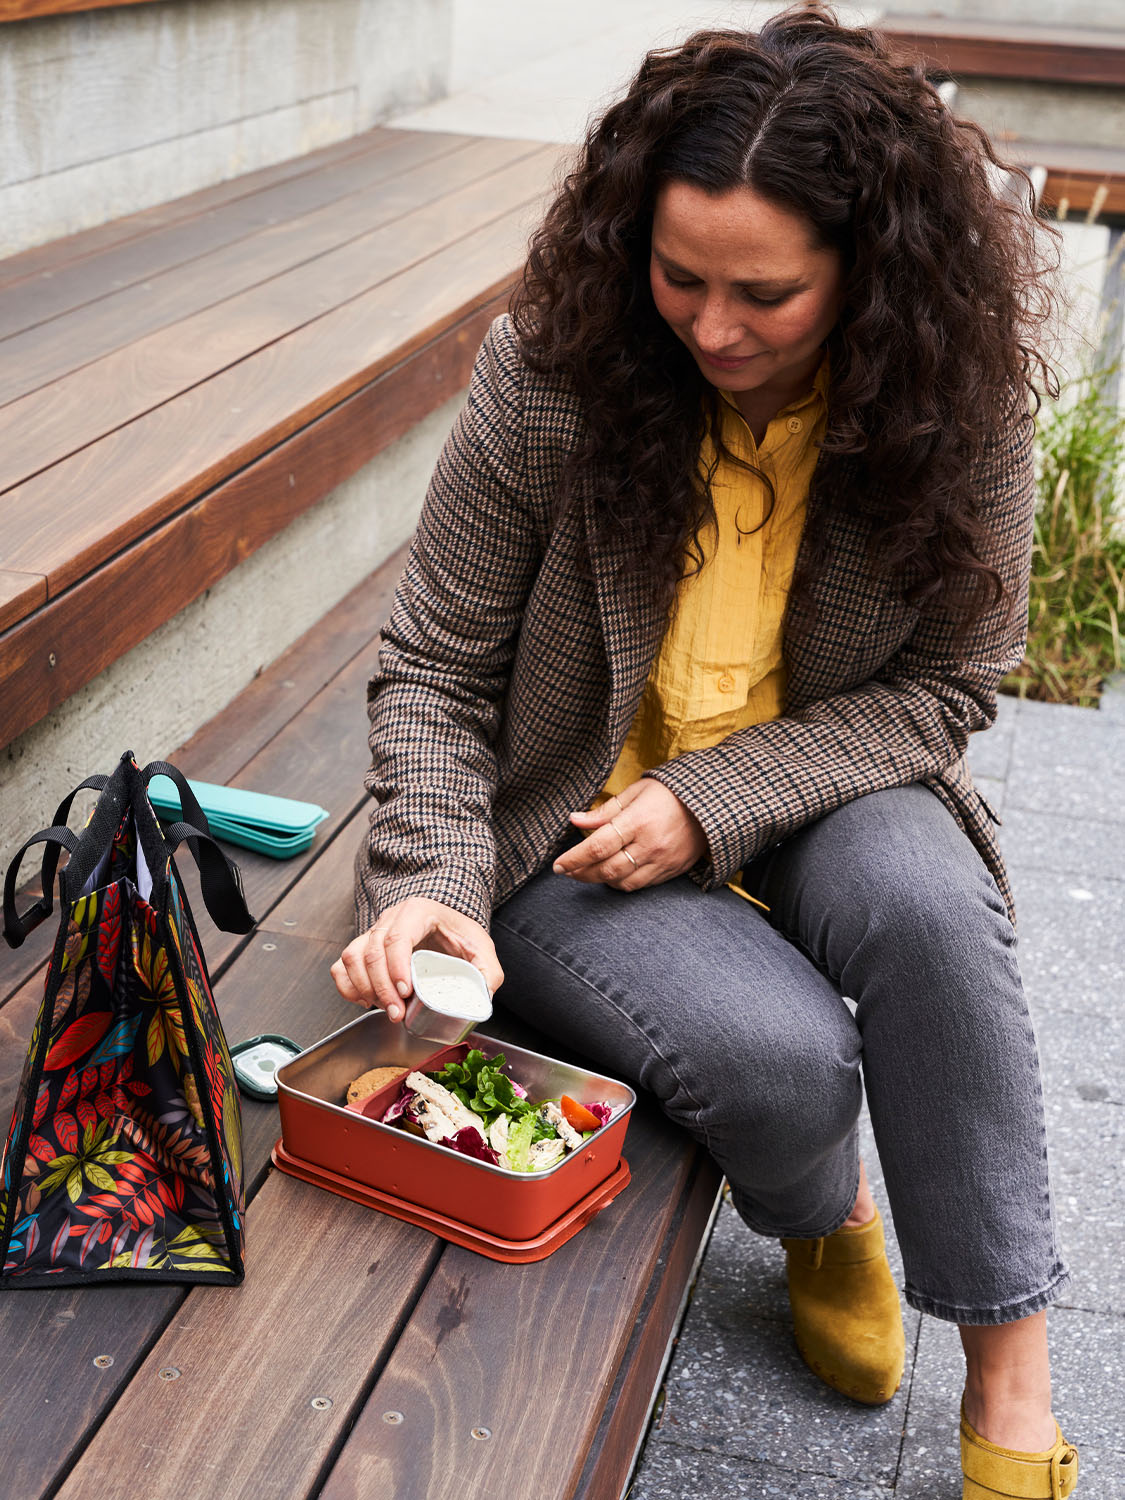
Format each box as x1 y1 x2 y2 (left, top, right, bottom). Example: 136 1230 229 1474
880 14 1125 221
880 13 1125 89
0 124 560 747
0 559 723 1499
0 126 723 1500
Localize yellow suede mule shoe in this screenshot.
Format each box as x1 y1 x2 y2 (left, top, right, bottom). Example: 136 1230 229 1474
961 1405 1079 1499
781 1208 905 1405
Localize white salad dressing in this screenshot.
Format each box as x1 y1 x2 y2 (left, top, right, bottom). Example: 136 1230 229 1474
414 972 491 1019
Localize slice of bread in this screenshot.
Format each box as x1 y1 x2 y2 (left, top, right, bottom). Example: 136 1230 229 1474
346 1065 409 1105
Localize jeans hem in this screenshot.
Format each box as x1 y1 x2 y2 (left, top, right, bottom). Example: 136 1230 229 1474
904 1263 1071 1326
730 1152 862 1242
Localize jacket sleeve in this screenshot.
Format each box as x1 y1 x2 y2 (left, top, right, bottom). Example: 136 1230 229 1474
354 318 540 933
643 403 1037 889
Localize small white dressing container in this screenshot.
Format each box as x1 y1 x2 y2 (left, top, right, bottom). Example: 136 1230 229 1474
404 951 493 1045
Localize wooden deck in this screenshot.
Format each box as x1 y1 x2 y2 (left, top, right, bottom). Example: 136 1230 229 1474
0 554 723 1499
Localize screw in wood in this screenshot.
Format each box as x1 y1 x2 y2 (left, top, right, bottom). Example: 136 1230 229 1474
92 1355 114 1369
47 653 57 668
310 1397 333 1411
262 942 277 952
470 1427 492 1441
382 1411 404 1425
157 1367 181 1381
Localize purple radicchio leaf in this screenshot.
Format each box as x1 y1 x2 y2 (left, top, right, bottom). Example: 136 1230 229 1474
439 1127 500 1166
381 1086 415 1125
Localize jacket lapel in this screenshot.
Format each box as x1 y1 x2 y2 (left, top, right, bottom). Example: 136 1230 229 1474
584 490 665 735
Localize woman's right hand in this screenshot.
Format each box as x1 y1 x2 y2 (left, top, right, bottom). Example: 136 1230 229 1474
330 897 503 1021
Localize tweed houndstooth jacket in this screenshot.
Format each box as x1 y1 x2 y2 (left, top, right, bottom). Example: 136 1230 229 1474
355 315 1035 933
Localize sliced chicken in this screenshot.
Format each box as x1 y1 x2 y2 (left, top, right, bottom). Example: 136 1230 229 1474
539 1100 582 1151
406 1072 485 1134
409 1095 464 1143
488 1114 510 1155
527 1137 567 1170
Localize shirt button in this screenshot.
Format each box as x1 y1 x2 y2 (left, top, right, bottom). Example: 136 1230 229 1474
786 416 803 434
718 672 735 693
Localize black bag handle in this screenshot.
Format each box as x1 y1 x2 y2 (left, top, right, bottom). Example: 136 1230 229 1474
162 820 256 935
2 772 109 948
137 760 255 934
3 828 80 948
139 759 212 838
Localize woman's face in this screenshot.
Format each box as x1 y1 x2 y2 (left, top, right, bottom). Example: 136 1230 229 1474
650 180 845 407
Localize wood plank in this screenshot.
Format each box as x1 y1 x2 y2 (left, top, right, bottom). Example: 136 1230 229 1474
317 1101 705 1500
0 1279 183 1500
257 809 367 950
0 204 535 601
52 1172 442 1500
0 138 537 408
574 1157 722 1499
0 569 45 631
0 289 501 745
880 14 1125 87
0 0 160 19
0 930 379 1498
0 130 474 346
0 129 398 299
0 146 557 502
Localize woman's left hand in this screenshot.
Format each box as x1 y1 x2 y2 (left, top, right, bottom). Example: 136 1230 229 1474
553 779 708 889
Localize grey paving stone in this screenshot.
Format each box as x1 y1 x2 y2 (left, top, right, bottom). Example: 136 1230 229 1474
1009 867 1125 1021
1005 699 1125 824
999 805 1125 880
629 1441 894 1499
896 1308 1125 1498
966 700 1016 782
1044 1094 1125 1315
1100 672 1125 723
647 1304 916 1486
1033 1005 1125 1107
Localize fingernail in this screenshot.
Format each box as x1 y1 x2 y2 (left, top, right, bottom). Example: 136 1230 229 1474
389 1004 402 1021
552 862 563 873
396 980 410 997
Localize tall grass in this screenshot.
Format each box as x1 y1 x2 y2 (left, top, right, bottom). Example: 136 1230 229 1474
1003 371 1125 706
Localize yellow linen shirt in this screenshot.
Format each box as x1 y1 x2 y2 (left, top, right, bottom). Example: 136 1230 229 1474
599 356 830 806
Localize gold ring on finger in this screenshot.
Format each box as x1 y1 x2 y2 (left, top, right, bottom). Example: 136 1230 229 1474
609 817 627 852
621 847 638 871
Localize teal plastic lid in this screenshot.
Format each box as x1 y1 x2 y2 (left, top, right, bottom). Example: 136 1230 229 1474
148 775 328 838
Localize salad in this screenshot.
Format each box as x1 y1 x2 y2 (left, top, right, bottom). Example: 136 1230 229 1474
380 1049 613 1173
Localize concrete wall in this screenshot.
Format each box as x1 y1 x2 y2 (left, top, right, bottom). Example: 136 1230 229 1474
0 391 461 866
0 0 453 258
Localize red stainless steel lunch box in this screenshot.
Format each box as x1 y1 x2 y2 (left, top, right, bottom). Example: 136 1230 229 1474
273 1012 635 1252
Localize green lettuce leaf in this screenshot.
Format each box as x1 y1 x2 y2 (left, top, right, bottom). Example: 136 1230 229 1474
432 1049 536 1126
504 1112 538 1173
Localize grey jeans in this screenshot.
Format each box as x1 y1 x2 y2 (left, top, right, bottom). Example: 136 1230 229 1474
492 784 1070 1325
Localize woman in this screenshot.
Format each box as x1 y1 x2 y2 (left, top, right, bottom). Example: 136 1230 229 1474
331 7 1078 1495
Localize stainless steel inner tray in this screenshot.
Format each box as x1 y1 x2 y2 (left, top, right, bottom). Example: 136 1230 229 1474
277 1011 636 1144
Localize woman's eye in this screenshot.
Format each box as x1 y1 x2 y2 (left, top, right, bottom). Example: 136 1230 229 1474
662 271 697 288
743 291 785 308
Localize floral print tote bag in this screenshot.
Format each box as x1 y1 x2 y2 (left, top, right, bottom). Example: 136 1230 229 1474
1 752 255 1287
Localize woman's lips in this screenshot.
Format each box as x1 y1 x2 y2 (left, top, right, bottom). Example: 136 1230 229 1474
697 348 759 371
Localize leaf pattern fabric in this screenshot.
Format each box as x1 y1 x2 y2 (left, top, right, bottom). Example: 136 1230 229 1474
1 778 245 1286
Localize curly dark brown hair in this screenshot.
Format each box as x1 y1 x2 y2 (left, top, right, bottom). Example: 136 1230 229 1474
511 2 1058 626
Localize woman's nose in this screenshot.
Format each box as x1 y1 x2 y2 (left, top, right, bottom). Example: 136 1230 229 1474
694 298 745 353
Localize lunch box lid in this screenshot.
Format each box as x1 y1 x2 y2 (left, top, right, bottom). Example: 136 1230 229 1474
148 775 329 838
271 1140 631 1262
